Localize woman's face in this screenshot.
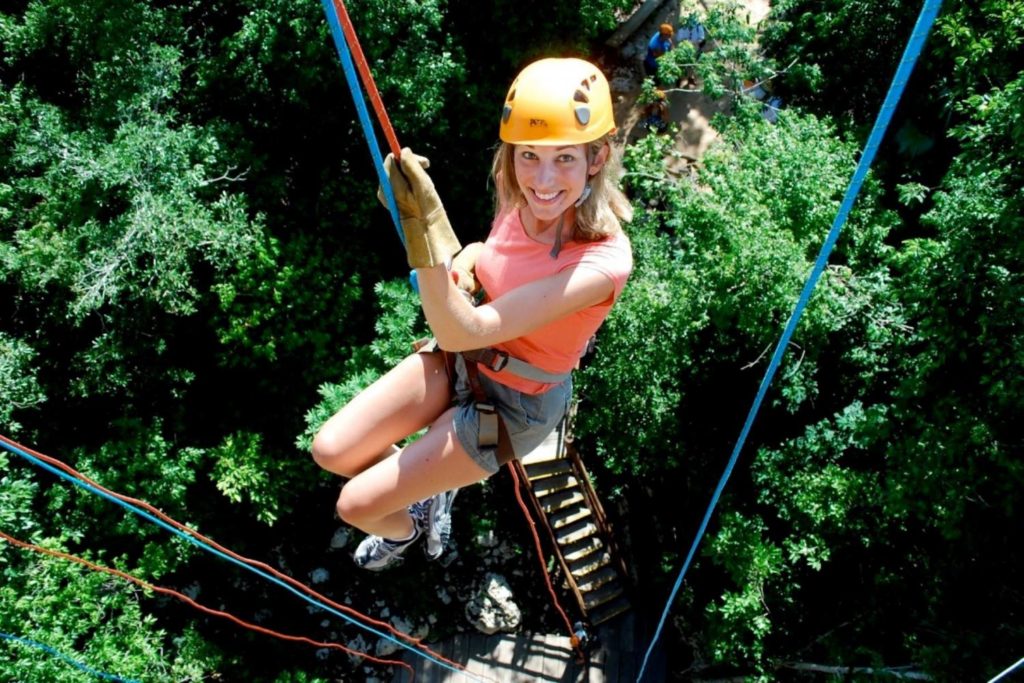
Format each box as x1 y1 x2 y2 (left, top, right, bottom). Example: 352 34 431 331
512 143 605 223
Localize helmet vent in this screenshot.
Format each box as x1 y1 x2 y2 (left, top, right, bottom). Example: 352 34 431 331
574 106 591 126
573 89 589 103
502 105 513 123
508 88 516 101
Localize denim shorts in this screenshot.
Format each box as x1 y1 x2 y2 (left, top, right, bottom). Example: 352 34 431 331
451 353 572 475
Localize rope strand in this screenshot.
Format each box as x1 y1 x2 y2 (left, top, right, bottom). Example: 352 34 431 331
0 434 481 682
0 529 414 679
635 1 945 679
0 631 139 683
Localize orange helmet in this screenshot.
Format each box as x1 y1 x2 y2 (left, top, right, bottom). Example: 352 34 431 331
499 57 616 146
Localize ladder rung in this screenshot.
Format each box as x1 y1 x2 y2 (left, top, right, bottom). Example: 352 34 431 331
555 518 597 547
538 488 584 513
532 473 578 497
549 506 591 530
588 595 632 626
583 583 624 611
561 535 603 563
524 458 574 480
575 566 619 593
568 550 613 579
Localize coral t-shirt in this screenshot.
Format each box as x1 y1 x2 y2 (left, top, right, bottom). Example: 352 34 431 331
474 209 633 394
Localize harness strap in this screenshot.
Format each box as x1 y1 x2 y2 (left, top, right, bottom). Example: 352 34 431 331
461 348 571 384
415 337 554 467
463 357 516 467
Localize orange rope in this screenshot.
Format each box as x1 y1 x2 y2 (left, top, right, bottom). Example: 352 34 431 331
330 0 401 158
0 528 414 679
506 463 582 656
0 434 464 674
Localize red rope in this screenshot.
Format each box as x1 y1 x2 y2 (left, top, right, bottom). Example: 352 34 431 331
330 0 401 158
0 434 464 675
0 528 415 678
506 463 583 656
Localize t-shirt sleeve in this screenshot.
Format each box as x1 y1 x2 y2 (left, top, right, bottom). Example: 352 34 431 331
562 233 634 302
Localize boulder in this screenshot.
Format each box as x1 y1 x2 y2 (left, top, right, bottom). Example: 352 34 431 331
465 572 521 635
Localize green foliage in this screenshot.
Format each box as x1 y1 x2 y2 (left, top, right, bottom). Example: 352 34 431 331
703 512 784 670
0 333 45 434
0 452 221 680
299 277 427 451
0 545 221 681
211 431 308 526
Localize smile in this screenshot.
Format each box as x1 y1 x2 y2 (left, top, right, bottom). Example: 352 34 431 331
532 189 563 203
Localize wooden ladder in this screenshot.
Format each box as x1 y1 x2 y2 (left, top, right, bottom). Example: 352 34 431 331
512 418 632 627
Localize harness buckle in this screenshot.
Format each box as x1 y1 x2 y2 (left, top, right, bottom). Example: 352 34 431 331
479 348 510 372
475 401 496 414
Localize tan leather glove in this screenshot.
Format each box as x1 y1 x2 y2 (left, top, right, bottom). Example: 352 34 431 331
378 148 461 269
451 242 484 297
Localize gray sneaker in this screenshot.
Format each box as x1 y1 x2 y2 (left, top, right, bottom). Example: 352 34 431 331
410 489 458 560
352 527 421 571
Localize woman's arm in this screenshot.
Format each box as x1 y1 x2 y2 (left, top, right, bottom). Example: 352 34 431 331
416 263 614 352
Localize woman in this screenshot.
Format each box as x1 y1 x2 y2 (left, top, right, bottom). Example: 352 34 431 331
311 57 634 570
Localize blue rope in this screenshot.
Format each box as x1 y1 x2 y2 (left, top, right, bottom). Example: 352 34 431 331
320 0 420 293
0 440 481 682
989 656 1024 683
319 0 404 246
0 631 140 683
635 1 944 679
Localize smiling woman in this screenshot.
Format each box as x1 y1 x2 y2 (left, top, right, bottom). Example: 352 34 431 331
311 57 633 573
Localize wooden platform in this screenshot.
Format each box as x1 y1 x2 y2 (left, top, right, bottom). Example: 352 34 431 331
392 611 666 682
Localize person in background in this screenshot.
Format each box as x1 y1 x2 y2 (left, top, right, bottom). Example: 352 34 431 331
676 13 707 87
643 23 674 79
311 57 634 571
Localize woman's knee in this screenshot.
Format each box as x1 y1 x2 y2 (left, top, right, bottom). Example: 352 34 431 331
311 426 359 477
335 480 382 528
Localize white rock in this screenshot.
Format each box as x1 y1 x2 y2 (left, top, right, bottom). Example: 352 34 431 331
346 635 369 666
375 636 399 658
310 568 330 584
329 527 351 549
438 587 452 605
476 530 499 548
465 572 521 635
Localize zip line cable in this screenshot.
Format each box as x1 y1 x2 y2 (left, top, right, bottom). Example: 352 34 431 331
0 631 139 683
635 1 945 680
988 656 1024 683
0 529 412 678
0 434 485 682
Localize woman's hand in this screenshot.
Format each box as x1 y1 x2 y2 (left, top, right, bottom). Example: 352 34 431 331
378 148 461 269
451 242 484 297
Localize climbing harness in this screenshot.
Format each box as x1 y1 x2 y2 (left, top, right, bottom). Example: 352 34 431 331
635 1 945 680
413 336 570 465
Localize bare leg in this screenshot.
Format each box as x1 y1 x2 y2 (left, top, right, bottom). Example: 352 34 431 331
337 406 491 538
311 352 452 478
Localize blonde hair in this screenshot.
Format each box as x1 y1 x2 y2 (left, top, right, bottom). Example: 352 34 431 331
490 137 633 242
